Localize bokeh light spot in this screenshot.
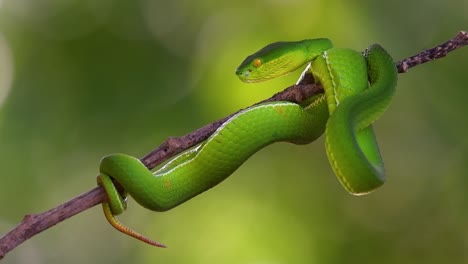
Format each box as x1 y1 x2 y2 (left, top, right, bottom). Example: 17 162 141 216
0 34 13 108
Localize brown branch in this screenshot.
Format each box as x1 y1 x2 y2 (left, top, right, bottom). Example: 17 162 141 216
0 187 106 260
1 30 466 260
396 31 467 72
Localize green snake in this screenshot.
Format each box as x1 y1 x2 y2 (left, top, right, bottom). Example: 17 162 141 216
97 38 397 247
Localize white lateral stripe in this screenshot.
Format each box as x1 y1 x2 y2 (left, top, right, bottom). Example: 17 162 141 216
323 51 339 106
155 102 297 177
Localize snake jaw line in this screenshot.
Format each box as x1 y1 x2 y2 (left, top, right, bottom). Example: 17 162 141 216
296 62 312 85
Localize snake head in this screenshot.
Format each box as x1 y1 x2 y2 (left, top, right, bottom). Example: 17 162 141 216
235 58 262 82
235 39 333 83
235 41 306 83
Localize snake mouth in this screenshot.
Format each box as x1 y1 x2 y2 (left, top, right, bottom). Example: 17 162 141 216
235 69 246 76
235 68 254 82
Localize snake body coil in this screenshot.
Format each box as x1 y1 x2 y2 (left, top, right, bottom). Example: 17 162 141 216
97 38 397 246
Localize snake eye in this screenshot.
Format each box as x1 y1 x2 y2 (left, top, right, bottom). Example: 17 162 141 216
253 58 262 68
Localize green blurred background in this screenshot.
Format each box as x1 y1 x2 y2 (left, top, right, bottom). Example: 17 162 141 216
0 0 467 263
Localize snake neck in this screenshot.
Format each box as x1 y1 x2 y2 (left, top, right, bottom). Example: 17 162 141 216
302 38 334 61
